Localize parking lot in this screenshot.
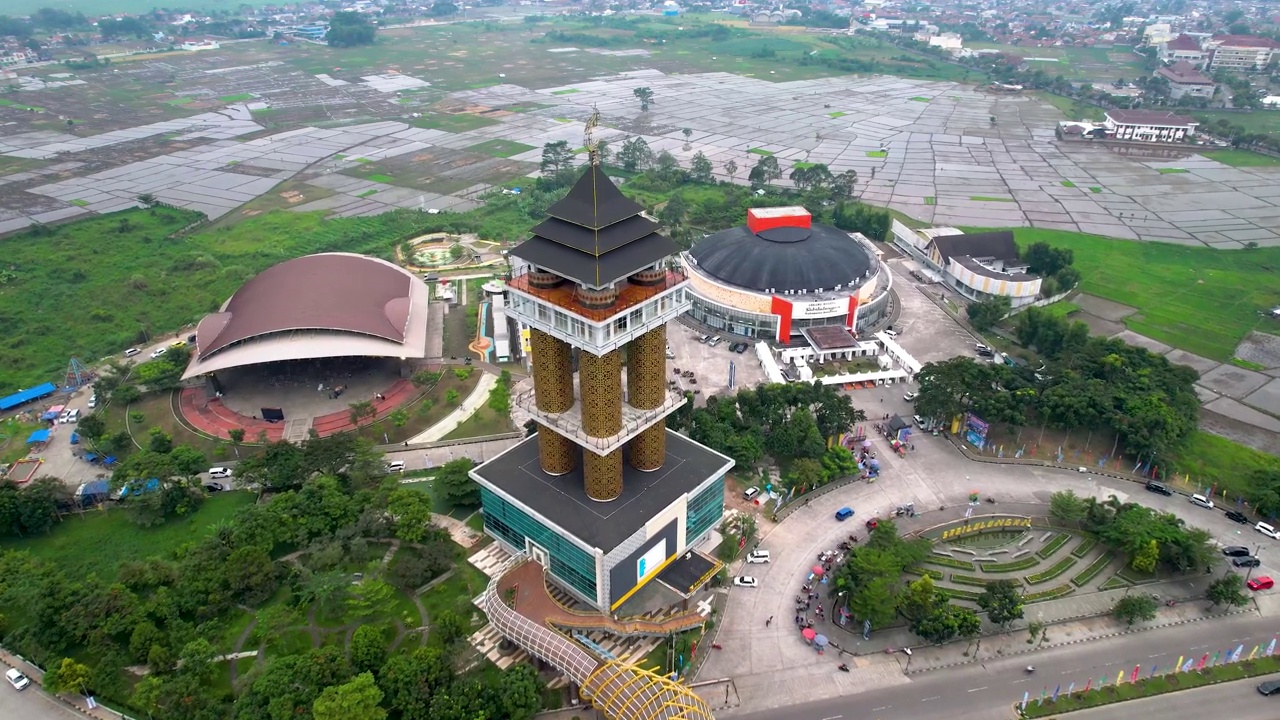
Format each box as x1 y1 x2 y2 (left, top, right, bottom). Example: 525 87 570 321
666 321 767 405
885 260 984 365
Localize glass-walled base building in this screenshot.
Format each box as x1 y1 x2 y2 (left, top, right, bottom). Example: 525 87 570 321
471 429 734 612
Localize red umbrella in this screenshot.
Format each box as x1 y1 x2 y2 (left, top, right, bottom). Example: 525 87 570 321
812 565 825 576
801 627 817 640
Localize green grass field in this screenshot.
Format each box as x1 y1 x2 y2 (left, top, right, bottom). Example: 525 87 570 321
466 139 536 158
977 227 1280 361
1193 110 1280 136
1198 149 1280 167
0 492 256 581
1156 167 1187 174
1170 431 1280 498
969 44 1146 82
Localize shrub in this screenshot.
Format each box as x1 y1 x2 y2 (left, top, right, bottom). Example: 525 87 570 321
1036 533 1071 559
1071 536 1098 558
924 556 975 571
1070 553 1114 588
937 587 981 601
1022 584 1074 603
1026 557 1077 585
907 567 944 580
950 573 994 588
980 557 1040 573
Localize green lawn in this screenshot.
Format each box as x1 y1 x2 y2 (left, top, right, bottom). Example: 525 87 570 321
1198 149 1280 167
1156 167 1188 174
549 88 581 95
748 148 774 156
418 561 491 621
366 173 395 184
977 227 1280 361
924 196 936 205
465 139 536 159
910 96 930 102
1060 180 1077 188
828 111 847 118
441 401 515 441
218 93 255 103
409 113 498 132
1170 431 1280 499
970 196 1015 202
1037 301 1080 319
1 492 256 581
866 150 887 158
1193 110 1280 136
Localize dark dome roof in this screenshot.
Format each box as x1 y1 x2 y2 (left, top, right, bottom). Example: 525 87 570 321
688 222 874 293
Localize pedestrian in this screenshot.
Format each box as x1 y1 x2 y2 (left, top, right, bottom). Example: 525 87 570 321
766 616 772 627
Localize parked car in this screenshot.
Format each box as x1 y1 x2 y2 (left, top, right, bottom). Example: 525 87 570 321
903 392 918 401
4 668 29 691
742 486 760 501
912 414 926 427
170 339 187 348
208 467 233 479
975 343 990 352
1258 679 1280 696
1226 510 1250 524
203 482 226 493
1145 481 1173 496
708 336 723 347
745 550 771 564
63 408 80 424
1234 556 1261 568
883 329 899 338
1189 494 1215 509
123 348 141 358
835 507 854 521
733 576 759 588
1223 546 1252 557
385 460 406 473
150 347 167 359
87 394 97 409
1248 576 1274 591
1258 522 1280 540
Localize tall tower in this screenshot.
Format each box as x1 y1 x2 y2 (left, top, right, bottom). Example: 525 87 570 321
505 168 689 502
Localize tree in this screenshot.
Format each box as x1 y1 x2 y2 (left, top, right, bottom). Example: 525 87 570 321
388 487 435 543
681 127 692 146
689 151 714 183
77 413 107 444
897 575 940 623
539 140 576 178
327 11 376 47
234 440 306 491
977 579 1024 628
348 400 376 429
966 295 1011 330
748 155 782 188
136 193 157 207
431 608 467 647
485 663 544 720
1206 574 1250 608
831 170 858 199
351 625 390 675
1048 489 1087 523
45 657 92 696
433 458 479 508
430 1 459 16
785 457 825 492
378 646 452 718
346 578 399 619
313 672 387 720
1112 594 1158 626
1131 538 1159 574
617 136 653 172
911 603 981 645
227 427 245 453
790 163 833 191
657 193 687 229
724 158 738 183
633 86 654 112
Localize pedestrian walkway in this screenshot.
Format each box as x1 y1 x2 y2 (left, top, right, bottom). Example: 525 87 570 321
408 372 498 443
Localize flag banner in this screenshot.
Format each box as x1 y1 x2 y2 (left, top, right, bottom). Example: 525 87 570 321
1268 638 1277 656
1116 669 1125 686
1083 678 1092 694
1176 655 1185 673
1196 653 1209 670
1149 664 1158 678
1037 687 1047 706
1067 682 1076 697
1052 684 1061 702
1209 651 1221 668
1233 644 1245 662
1021 691 1029 710
1249 645 1260 661
1130 665 1140 683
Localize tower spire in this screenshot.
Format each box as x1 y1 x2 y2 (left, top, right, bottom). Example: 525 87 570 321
584 105 602 167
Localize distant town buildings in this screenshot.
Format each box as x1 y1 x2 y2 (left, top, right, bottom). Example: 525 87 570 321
1103 110 1198 144
1205 35 1280 72
1158 34 1207 66
1155 61 1215 100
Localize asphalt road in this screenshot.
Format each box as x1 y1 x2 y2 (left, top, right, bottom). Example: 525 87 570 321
0 686 83 720
730 613 1280 720
1067 676 1280 720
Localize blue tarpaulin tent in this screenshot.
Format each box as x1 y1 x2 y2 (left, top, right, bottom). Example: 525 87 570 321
0 382 58 411
26 429 50 444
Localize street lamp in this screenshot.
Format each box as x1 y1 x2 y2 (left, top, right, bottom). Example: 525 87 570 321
1245 544 1262 584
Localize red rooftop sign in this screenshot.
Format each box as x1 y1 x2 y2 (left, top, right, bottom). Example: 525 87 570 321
747 206 811 234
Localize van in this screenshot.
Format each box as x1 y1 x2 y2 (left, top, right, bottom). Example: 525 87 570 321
835 507 854 521
742 487 760 501
1189 494 1214 509
1257 522 1280 540
708 336 723 347
745 549 771 564
975 343 990 352
883 329 899 338
208 467 233 479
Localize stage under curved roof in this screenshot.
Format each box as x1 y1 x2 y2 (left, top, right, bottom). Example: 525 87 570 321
182 253 429 379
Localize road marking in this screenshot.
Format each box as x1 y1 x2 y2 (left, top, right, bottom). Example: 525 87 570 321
921 696 940 702
968 686 988 693
1149 653 1166 659
872 707 890 712
820 716 843 720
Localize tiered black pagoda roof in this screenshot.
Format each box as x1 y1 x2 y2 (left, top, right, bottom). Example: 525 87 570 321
511 165 680 288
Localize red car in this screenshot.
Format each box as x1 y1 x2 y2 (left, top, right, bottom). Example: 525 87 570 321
1248 576 1274 591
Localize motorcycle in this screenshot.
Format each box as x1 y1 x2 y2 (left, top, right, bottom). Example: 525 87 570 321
1025 665 1035 674
837 663 850 672
986 497 997 504
711 643 723 650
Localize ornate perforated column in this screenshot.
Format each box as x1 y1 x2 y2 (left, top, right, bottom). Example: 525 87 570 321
537 427 577 476
626 326 667 472
529 329 574 414
582 448 623 502
579 349 621 500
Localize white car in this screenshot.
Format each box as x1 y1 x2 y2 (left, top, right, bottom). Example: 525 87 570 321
903 392 917 401
150 347 167 359
745 550 771 564
123 348 141 358
386 460 406 473
208 467 233 479
1257 522 1280 540
733 576 759 588
5 668 30 691
88 394 97 409
1189 494 1214 509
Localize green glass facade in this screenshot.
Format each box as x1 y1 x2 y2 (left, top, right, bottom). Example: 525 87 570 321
480 488 598 600
686 475 725 541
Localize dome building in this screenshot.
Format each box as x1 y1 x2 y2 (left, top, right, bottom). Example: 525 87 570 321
682 207 890 344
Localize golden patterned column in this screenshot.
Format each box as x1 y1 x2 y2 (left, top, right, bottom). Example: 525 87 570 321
537 425 577 476
583 448 623 502
579 349 621 438
626 325 666 411
529 329 574 414
628 423 665 472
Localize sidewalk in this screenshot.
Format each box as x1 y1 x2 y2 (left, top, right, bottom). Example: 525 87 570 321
407 371 498 444
0 648 116 719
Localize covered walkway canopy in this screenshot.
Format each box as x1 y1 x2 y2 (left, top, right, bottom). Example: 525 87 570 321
1 382 57 411
26 429 50 444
